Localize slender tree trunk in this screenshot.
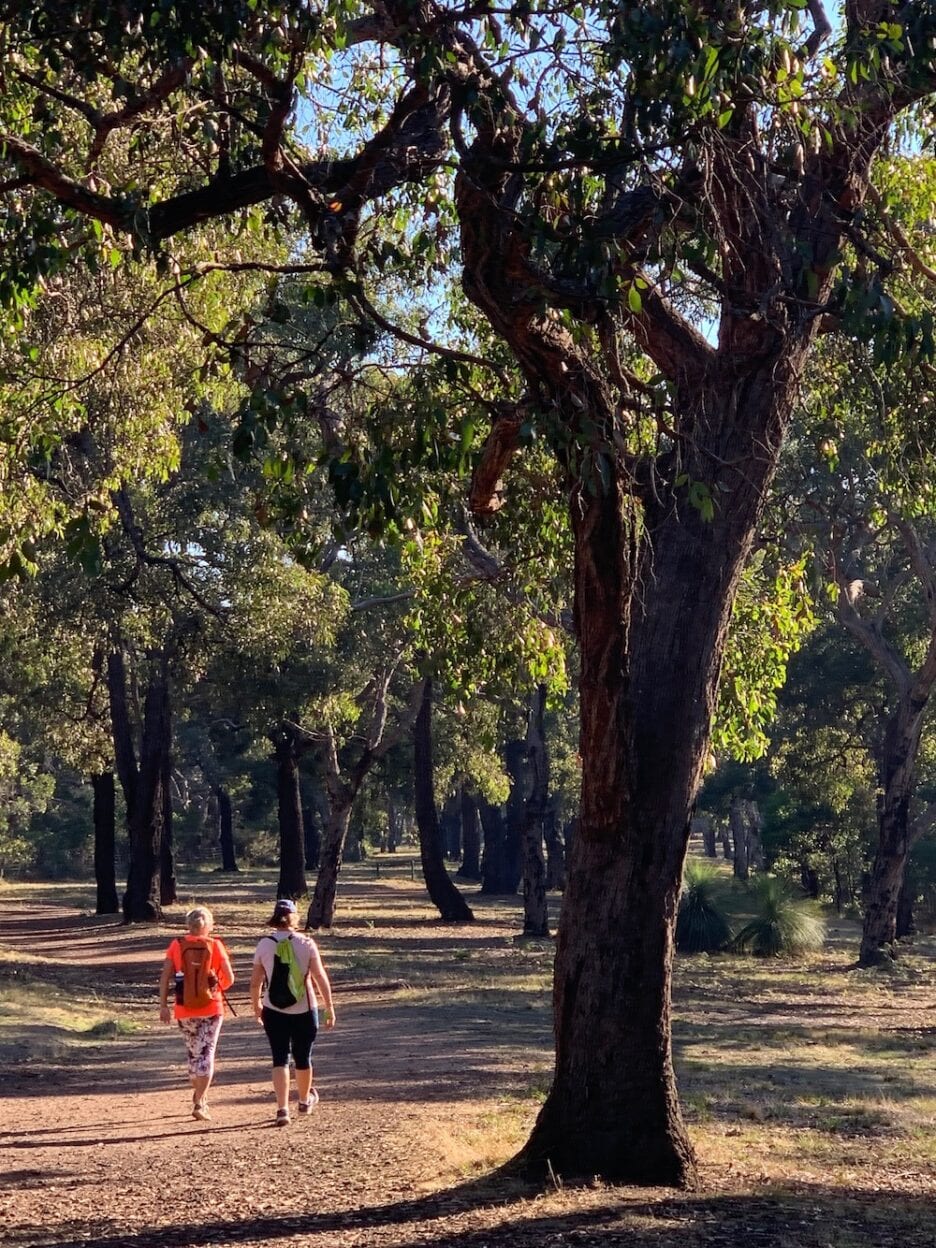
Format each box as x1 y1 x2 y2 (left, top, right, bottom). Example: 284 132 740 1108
386 795 400 852
439 793 461 861
521 685 549 937
729 797 750 880
696 815 718 859
273 730 307 900
302 803 321 870
543 801 566 892
478 794 508 893
343 819 365 862
719 821 732 859
859 690 929 965
217 787 239 872
159 707 176 906
896 874 916 940
456 785 482 881
800 859 821 899
503 738 526 894
122 655 171 923
307 798 353 929
413 679 475 922
92 771 118 915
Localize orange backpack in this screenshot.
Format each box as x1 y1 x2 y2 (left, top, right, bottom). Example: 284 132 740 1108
175 937 217 1009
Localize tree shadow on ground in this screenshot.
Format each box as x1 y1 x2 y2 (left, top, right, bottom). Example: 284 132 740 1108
8 1178 936 1248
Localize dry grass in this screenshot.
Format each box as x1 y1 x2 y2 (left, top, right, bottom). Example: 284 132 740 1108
1 861 935 1246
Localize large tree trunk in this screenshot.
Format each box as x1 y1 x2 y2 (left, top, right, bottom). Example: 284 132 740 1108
515 354 801 1183
413 679 475 923
520 685 549 937
92 770 119 915
273 728 307 900
456 784 482 881
859 695 926 965
217 786 239 872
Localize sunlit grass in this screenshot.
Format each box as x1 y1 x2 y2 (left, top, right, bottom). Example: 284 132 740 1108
1 861 934 1202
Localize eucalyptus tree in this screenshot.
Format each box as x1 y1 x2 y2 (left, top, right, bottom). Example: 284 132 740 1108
757 626 878 909
780 316 936 959
4 0 936 1185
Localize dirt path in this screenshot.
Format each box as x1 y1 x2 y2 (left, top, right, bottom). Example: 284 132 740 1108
0 884 571 1248
2 884 936 1248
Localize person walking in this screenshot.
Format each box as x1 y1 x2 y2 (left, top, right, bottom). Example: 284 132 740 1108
158 905 234 1121
250 898 336 1126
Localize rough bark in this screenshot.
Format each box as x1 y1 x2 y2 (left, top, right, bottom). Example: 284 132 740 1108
513 353 808 1183
217 786 239 872
413 679 475 923
520 685 550 938
92 771 119 916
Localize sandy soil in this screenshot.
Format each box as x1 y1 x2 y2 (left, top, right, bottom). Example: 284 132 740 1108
1 883 935 1248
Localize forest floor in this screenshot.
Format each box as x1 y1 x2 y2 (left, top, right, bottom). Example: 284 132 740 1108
1 860 935 1248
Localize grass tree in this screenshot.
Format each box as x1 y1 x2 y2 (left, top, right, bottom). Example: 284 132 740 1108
676 861 733 955
733 876 826 958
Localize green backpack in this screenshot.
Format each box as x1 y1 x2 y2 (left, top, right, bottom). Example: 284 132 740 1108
266 935 306 1008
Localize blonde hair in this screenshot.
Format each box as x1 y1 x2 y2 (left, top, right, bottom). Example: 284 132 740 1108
185 906 214 934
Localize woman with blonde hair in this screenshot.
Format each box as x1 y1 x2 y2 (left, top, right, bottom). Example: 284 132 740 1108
158 905 234 1121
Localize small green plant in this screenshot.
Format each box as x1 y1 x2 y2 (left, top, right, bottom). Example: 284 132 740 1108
676 860 733 953
732 876 826 957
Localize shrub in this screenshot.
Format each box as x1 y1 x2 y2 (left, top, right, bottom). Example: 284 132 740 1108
732 876 826 957
676 860 733 954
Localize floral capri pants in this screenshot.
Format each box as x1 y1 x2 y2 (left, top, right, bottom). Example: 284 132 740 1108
177 1015 223 1078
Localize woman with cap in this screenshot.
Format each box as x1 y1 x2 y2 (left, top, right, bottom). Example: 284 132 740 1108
158 905 234 1121
249 898 336 1126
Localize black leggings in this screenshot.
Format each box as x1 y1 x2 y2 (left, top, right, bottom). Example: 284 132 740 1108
261 1007 317 1069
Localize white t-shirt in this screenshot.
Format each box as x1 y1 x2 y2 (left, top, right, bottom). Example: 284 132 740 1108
252 931 318 1015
